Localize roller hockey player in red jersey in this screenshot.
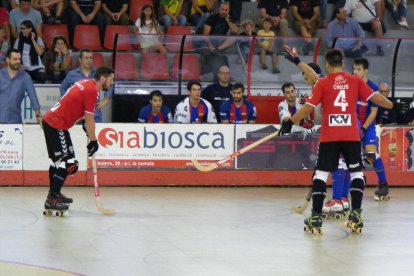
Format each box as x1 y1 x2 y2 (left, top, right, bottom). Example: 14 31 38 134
279 48 393 234
42 66 114 215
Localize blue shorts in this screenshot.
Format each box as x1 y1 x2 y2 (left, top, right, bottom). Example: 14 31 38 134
362 126 377 146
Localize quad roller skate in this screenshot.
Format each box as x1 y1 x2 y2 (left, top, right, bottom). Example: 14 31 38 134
321 198 348 220
374 182 390 201
304 210 324 235
55 193 73 204
344 209 363 234
43 194 69 217
342 197 350 218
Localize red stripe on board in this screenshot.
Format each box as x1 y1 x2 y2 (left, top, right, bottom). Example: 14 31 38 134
0 171 23 185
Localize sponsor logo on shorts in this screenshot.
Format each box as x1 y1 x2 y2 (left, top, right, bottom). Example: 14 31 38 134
329 114 351 126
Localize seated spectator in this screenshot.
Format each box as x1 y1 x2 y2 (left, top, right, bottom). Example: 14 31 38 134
201 65 233 121
138 90 173 123
220 82 256 124
0 26 9 67
257 18 280 73
134 4 166 54
13 20 47 83
160 0 187 30
190 0 215 33
239 19 257 63
408 93 414 126
45 36 72 83
325 4 367 58
344 0 385 56
68 0 106 45
385 0 409 29
101 0 129 25
33 0 64 24
0 6 10 44
410 93 414 110
257 0 289 37
290 0 320 55
9 0 20 9
174 80 217 123
9 0 43 40
376 82 397 125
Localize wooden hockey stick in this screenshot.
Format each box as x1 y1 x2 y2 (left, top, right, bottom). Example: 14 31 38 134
192 130 280 172
291 189 312 214
92 155 115 215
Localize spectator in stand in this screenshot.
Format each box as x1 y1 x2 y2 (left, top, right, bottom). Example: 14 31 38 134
319 0 328 28
344 0 385 56
138 90 173 123
60 48 113 122
101 0 129 25
13 20 47 83
190 0 215 33
134 4 167 54
174 80 217 123
0 26 9 67
0 4 10 44
290 0 320 55
160 0 187 30
410 93 414 110
45 36 72 83
325 4 367 58
257 0 289 37
9 0 43 40
220 82 256 124
201 65 233 122
0 48 42 124
376 82 397 125
257 18 280 73
229 0 242 25
32 0 64 24
408 93 414 126
239 19 256 63
385 0 409 29
68 0 106 45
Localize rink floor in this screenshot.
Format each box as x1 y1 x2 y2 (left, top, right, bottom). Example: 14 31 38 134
0 186 413 276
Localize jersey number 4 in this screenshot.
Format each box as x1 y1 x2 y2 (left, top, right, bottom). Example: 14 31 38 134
334 90 348 111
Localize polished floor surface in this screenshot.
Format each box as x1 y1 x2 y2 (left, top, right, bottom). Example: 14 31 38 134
0 186 413 276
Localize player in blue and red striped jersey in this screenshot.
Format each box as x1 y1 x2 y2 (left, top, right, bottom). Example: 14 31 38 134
220 82 256 124
138 90 173 123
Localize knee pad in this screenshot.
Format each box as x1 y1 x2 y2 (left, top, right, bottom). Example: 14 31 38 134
312 170 328 195
363 152 376 166
350 172 365 192
313 170 329 183
59 158 79 176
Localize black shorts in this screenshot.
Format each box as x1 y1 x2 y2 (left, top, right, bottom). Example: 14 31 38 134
316 141 363 173
43 121 75 162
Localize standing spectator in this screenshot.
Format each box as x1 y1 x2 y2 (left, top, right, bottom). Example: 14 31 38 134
45 35 72 83
344 0 385 56
257 0 289 37
257 18 280 73
190 0 215 33
160 0 187 30
13 20 47 83
220 82 256 124
0 4 10 44
174 80 217 123
9 0 43 40
0 26 9 67
60 48 113 122
201 65 233 121
325 4 367 58
0 48 42 124
134 4 166 54
290 0 320 55
138 90 173 123
69 0 106 45
376 82 397 125
34 0 64 24
101 0 129 25
385 0 408 29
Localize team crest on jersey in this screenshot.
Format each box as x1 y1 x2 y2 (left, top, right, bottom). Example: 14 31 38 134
329 114 351 126
334 75 346 85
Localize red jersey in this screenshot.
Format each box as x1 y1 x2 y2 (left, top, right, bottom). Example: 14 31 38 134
306 72 374 142
43 79 99 130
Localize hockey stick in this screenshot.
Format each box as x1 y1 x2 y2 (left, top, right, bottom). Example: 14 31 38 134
192 130 280 172
291 189 312 214
91 155 115 215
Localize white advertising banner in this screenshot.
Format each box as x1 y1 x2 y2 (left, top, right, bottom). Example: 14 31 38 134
95 124 235 169
22 85 61 124
0 124 23 170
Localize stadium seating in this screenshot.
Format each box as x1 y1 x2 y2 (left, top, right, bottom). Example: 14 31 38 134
104 25 133 50
140 53 170 80
110 53 139 80
129 0 153 23
42 24 69 49
171 54 201 80
92 52 105 68
73 25 102 50
165 25 194 52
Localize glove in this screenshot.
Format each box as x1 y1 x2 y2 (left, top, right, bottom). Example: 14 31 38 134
300 119 314 129
280 44 301 65
360 127 366 139
278 119 294 136
87 140 99 157
81 119 88 137
299 96 306 104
